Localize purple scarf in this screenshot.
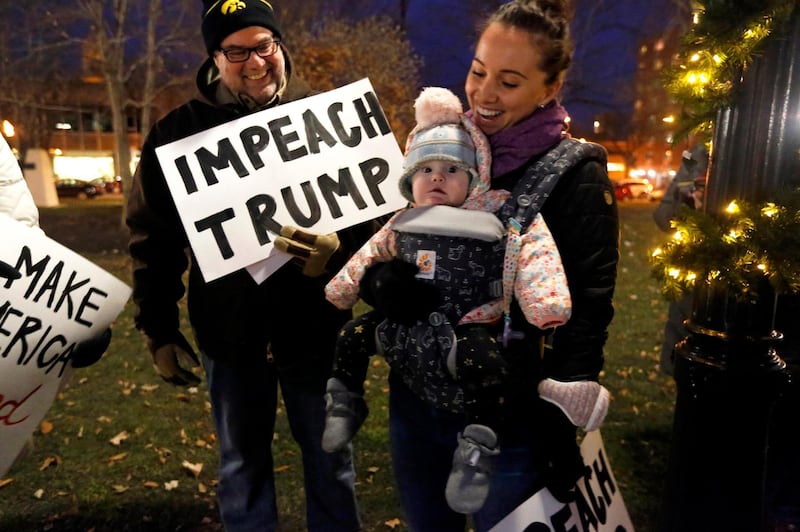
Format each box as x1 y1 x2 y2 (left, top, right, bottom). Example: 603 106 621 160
467 102 569 178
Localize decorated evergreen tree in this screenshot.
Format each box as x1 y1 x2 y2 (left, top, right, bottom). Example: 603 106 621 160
656 2 800 530
654 0 800 300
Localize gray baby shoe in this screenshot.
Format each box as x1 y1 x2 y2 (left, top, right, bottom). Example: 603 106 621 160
321 377 369 453
445 423 500 514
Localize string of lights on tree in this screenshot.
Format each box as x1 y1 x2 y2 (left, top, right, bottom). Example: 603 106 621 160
663 0 795 141
651 0 800 301
651 194 800 300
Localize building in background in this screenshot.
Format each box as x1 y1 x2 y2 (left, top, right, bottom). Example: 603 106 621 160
627 26 686 192
1 69 194 204
1 77 146 204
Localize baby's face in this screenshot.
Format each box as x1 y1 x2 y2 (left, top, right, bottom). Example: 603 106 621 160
411 161 471 207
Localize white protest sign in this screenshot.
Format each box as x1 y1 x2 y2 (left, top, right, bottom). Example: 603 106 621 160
490 430 635 532
155 77 408 283
0 217 131 477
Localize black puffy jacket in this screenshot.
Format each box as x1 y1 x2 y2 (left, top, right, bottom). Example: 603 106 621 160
492 141 619 383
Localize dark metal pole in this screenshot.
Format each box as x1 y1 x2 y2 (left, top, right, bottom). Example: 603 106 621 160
659 6 800 531
704 5 800 209
659 283 788 531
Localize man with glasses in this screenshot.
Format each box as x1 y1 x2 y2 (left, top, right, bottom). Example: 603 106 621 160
126 1 371 530
218 39 281 63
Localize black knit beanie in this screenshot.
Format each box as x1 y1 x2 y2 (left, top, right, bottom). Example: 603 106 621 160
201 0 283 56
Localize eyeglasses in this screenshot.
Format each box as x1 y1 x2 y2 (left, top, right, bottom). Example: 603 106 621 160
219 40 281 63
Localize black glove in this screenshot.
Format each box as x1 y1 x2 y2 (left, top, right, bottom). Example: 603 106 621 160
71 328 112 368
358 259 440 326
0 259 21 280
146 330 201 386
539 400 586 503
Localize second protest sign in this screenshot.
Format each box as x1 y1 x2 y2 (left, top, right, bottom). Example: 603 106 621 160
156 78 407 282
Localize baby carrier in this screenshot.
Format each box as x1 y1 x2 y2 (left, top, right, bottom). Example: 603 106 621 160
381 138 607 412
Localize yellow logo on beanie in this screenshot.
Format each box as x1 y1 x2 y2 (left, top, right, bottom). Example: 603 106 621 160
216 0 274 15
220 0 246 14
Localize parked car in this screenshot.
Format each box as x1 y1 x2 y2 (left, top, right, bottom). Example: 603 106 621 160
90 175 122 194
613 179 653 201
55 178 104 199
649 186 666 201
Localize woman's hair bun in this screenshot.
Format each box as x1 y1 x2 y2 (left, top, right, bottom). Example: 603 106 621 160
531 0 573 22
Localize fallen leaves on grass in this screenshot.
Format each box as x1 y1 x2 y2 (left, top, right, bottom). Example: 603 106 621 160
109 431 129 446
33 488 44 499
616 367 634 379
119 380 137 396
164 480 179 491
181 460 203 478
0 478 14 489
365 466 380 483
107 452 128 464
385 517 402 528
112 484 129 493
39 456 61 471
40 420 54 434
150 445 173 464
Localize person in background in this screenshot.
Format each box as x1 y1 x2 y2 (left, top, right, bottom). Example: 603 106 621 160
125 2 371 530
357 1 619 529
323 86 573 515
0 133 111 475
653 143 709 376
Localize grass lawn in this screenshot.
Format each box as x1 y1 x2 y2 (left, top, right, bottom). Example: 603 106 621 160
0 199 676 531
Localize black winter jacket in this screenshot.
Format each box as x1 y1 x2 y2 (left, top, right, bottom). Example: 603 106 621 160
127 57 377 386
493 144 619 383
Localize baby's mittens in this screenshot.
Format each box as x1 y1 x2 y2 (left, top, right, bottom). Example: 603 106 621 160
537 378 610 432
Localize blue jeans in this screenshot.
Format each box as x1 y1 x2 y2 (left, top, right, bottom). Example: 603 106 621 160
388 372 545 531
204 353 360 532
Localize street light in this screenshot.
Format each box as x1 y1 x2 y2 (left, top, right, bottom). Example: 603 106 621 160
2 119 15 138
1 119 21 162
